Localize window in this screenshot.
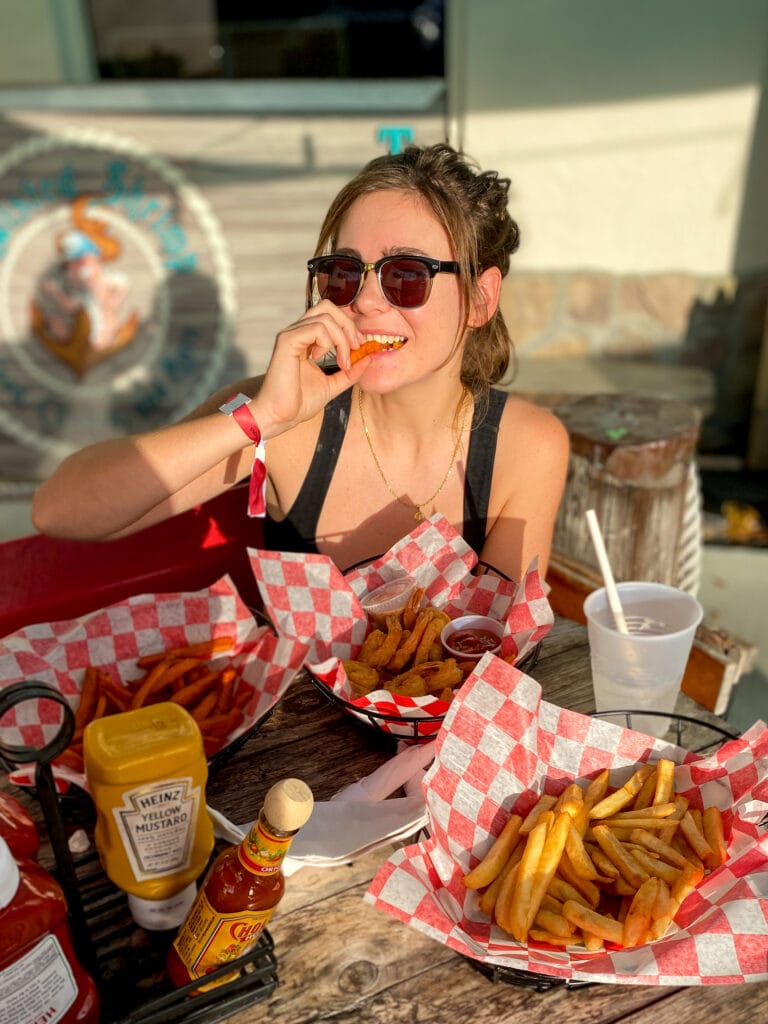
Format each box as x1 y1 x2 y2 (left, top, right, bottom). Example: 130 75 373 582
86 1 444 81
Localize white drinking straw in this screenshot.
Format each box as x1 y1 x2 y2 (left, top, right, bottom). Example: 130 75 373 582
585 508 629 634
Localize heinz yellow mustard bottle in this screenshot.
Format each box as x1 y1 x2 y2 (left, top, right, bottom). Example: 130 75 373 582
84 702 214 930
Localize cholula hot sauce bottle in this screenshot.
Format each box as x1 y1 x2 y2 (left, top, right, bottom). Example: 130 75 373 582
166 777 313 989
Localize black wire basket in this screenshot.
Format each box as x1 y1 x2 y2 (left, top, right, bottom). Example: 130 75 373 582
464 710 741 991
311 557 543 744
0 681 279 1024
309 642 542 745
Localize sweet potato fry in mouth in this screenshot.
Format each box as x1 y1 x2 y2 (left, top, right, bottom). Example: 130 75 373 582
350 336 406 364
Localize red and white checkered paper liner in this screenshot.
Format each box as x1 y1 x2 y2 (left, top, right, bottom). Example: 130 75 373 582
247 514 554 740
366 654 768 985
0 574 309 792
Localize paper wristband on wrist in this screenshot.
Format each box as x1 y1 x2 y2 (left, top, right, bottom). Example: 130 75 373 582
219 393 266 518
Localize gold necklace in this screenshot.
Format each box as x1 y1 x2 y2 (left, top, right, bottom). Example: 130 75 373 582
358 386 471 522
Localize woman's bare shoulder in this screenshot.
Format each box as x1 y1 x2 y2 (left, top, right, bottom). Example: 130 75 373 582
494 391 571 481
497 391 570 443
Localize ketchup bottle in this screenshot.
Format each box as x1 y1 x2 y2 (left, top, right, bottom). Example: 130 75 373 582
0 835 100 1024
166 778 313 990
0 790 40 861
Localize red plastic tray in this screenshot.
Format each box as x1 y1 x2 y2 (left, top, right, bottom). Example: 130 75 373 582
0 483 264 638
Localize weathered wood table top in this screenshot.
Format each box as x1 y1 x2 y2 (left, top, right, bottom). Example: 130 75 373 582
201 615 768 1024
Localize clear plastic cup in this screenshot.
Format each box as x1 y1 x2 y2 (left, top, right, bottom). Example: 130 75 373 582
583 582 703 738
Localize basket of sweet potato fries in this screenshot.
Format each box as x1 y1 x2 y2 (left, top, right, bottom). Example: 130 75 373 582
246 515 554 743
0 574 309 793
366 655 768 986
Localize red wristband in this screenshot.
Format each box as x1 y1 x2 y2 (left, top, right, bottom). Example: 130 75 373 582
219 392 266 517
219 393 261 443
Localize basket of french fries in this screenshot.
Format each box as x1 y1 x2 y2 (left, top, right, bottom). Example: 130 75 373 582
366 654 768 986
247 514 553 743
0 574 310 793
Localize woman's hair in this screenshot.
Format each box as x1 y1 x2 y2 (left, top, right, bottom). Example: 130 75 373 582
310 142 520 392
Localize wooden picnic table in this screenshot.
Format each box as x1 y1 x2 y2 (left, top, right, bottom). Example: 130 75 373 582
3 615 764 1024
203 615 768 1024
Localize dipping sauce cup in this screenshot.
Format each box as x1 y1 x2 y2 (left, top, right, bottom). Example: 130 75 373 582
360 575 418 626
441 614 503 661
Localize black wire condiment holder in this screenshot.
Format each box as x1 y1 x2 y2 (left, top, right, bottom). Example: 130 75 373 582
464 710 741 992
0 680 279 1024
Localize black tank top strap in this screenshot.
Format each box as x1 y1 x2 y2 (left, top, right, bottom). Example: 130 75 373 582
263 388 352 554
462 387 507 554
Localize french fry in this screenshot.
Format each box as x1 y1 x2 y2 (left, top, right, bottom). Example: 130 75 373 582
603 803 677 820
463 813 523 889
74 667 99 733
679 810 715 863
519 794 558 834
59 640 245 769
215 667 237 715
659 794 689 844
588 765 655 820
471 762 730 954
556 850 601 906
565 823 599 881
582 769 610 811
622 877 658 947
598 816 678 831
629 828 691 869
191 689 219 723
478 841 523 917
534 908 574 938
170 669 220 709
135 636 233 667
592 825 650 888
631 770 658 811
653 759 676 806
526 811 571 931
491 854 522 928
562 900 624 946
97 672 130 712
629 848 681 885
547 875 593 910
507 817 550 941
702 806 727 869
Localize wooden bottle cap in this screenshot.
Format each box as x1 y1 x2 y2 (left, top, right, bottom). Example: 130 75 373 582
263 778 314 833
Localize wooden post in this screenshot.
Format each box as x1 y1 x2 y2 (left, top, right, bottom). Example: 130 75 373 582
550 393 702 587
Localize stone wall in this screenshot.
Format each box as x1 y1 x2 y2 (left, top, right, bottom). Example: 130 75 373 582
499 269 768 456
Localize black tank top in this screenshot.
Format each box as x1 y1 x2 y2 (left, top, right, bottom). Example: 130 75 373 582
263 387 506 562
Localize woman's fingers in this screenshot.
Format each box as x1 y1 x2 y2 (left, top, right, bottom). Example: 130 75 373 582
295 300 363 368
254 306 365 433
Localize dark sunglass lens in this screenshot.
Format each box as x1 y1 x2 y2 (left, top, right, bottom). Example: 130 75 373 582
379 258 431 308
314 258 361 306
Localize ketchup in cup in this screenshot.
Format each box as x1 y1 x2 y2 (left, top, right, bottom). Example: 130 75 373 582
0 835 100 1024
441 614 503 661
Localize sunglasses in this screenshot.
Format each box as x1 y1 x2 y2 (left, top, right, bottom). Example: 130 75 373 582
307 254 460 310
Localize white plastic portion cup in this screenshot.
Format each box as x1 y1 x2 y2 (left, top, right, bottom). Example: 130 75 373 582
583 582 704 738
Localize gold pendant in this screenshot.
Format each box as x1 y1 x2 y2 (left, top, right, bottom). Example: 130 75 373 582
414 509 424 522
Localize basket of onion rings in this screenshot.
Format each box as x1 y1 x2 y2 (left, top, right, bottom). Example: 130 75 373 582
247 514 554 744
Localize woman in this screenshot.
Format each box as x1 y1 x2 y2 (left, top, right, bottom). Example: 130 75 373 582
32 144 569 583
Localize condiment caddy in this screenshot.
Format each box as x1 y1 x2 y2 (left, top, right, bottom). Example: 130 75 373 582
0 680 279 1024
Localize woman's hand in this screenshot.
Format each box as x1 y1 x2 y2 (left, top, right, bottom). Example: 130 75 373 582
252 300 368 438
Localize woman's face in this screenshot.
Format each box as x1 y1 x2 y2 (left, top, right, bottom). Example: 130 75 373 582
333 189 465 390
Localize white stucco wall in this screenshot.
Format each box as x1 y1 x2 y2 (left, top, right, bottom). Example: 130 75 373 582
447 0 768 276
